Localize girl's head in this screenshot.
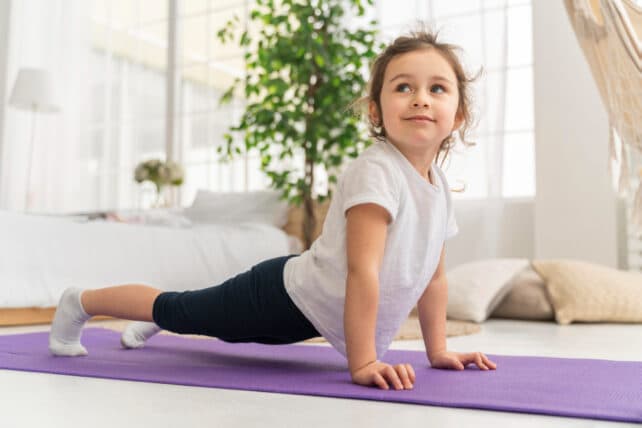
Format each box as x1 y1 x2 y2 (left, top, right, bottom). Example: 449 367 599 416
363 30 477 165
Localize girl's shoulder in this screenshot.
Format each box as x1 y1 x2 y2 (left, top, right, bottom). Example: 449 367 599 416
342 144 401 182
337 142 403 221
343 141 399 174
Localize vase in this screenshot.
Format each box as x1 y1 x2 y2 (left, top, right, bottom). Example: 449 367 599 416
153 184 167 208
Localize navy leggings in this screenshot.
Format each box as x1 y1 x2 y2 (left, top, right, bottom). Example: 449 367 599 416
152 255 321 344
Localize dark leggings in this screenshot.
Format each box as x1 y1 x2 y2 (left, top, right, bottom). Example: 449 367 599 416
152 255 321 344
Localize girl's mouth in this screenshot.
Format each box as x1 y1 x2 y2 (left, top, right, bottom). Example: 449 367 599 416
405 115 435 123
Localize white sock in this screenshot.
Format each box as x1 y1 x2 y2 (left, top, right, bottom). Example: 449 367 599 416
120 321 162 349
49 287 91 356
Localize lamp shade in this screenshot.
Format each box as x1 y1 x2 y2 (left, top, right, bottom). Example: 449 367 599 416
8 68 59 113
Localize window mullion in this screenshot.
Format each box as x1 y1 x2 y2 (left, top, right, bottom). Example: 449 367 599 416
166 0 181 203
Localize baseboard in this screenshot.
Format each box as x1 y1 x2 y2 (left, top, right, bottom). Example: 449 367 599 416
0 307 112 326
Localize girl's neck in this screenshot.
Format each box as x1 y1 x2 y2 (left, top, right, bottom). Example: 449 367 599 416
387 140 438 184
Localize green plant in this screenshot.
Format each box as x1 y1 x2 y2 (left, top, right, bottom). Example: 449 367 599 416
217 0 380 249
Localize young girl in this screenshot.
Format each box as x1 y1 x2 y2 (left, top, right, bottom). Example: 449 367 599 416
49 30 496 391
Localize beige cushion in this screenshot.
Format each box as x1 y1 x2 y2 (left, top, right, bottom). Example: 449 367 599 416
531 259 642 325
446 259 529 323
491 266 554 320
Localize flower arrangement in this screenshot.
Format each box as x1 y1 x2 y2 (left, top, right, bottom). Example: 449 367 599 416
134 159 184 207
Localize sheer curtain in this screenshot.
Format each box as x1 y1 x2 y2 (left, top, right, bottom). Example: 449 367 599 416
373 0 534 200
175 1 259 206
0 0 534 217
1 0 91 213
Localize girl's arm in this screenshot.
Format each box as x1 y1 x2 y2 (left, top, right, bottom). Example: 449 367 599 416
344 203 387 373
417 246 448 361
345 203 414 390
417 246 497 371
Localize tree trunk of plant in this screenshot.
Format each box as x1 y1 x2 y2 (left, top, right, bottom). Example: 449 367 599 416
303 152 316 250
303 58 321 249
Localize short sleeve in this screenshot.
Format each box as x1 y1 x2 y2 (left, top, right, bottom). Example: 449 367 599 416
340 159 400 223
445 206 458 239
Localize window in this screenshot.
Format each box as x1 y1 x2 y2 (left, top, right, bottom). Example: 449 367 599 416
87 0 534 210
176 1 267 206
90 0 169 209
375 0 535 199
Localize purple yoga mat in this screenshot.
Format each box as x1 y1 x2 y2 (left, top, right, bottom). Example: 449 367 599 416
0 328 640 423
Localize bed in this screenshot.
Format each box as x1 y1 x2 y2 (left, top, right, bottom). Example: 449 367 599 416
0 190 301 323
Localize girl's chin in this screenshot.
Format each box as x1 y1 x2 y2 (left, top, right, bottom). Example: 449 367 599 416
392 142 441 154
387 134 442 148
407 137 440 147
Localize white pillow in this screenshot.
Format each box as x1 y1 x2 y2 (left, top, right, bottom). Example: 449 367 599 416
446 258 529 323
184 190 289 227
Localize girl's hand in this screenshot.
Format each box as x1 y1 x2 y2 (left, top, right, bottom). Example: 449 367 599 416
351 360 416 390
429 351 497 371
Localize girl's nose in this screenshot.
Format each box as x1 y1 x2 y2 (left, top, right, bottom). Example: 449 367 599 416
412 91 430 108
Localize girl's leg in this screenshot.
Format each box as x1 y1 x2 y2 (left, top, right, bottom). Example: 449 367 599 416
81 285 161 320
50 255 315 356
49 285 162 357
83 285 164 349
151 255 319 345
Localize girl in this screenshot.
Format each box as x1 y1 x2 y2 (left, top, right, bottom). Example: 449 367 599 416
49 30 496 391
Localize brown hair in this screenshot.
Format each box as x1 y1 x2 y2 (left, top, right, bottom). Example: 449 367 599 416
357 29 479 166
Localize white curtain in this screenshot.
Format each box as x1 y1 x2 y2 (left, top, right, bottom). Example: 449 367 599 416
0 0 529 219
564 0 642 229
1 0 91 213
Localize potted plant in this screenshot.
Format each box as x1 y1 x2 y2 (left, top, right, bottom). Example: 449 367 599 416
217 0 380 249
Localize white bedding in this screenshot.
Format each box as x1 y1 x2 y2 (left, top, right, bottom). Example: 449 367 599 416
0 210 295 307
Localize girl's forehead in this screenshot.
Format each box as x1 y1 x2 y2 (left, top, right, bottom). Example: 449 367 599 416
384 49 456 82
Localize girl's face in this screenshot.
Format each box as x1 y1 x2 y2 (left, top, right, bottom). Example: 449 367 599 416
372 49 462 154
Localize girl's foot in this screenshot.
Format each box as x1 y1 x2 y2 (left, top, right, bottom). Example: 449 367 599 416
121 321 162 349
49 287 91 356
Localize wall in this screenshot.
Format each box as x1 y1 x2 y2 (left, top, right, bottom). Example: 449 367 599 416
0 0 11 205
447 1 622 270
446 199 534 270
532 0 618 267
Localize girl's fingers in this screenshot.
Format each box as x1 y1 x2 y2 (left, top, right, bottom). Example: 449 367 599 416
394 364 413 389
454 358 465 370
384 365 404 390
483 354 497 369
373 372 389 390
433 352 496 371
405 363 416 383
468 352 497 370
475 353 489 370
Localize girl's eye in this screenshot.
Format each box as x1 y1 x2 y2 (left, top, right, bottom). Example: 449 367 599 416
395 83 412 93
431 84 446 94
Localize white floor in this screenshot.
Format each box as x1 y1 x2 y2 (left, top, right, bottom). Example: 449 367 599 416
1 319 641 428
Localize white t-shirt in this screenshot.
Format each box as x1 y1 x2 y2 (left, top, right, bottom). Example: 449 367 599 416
283 141 458 358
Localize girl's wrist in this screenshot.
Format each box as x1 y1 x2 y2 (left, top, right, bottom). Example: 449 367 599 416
349 358 378 375
355 359 378 372
428 348 448 362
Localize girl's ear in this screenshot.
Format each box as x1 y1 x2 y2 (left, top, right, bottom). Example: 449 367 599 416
369 100 381 126
452 110 464 131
